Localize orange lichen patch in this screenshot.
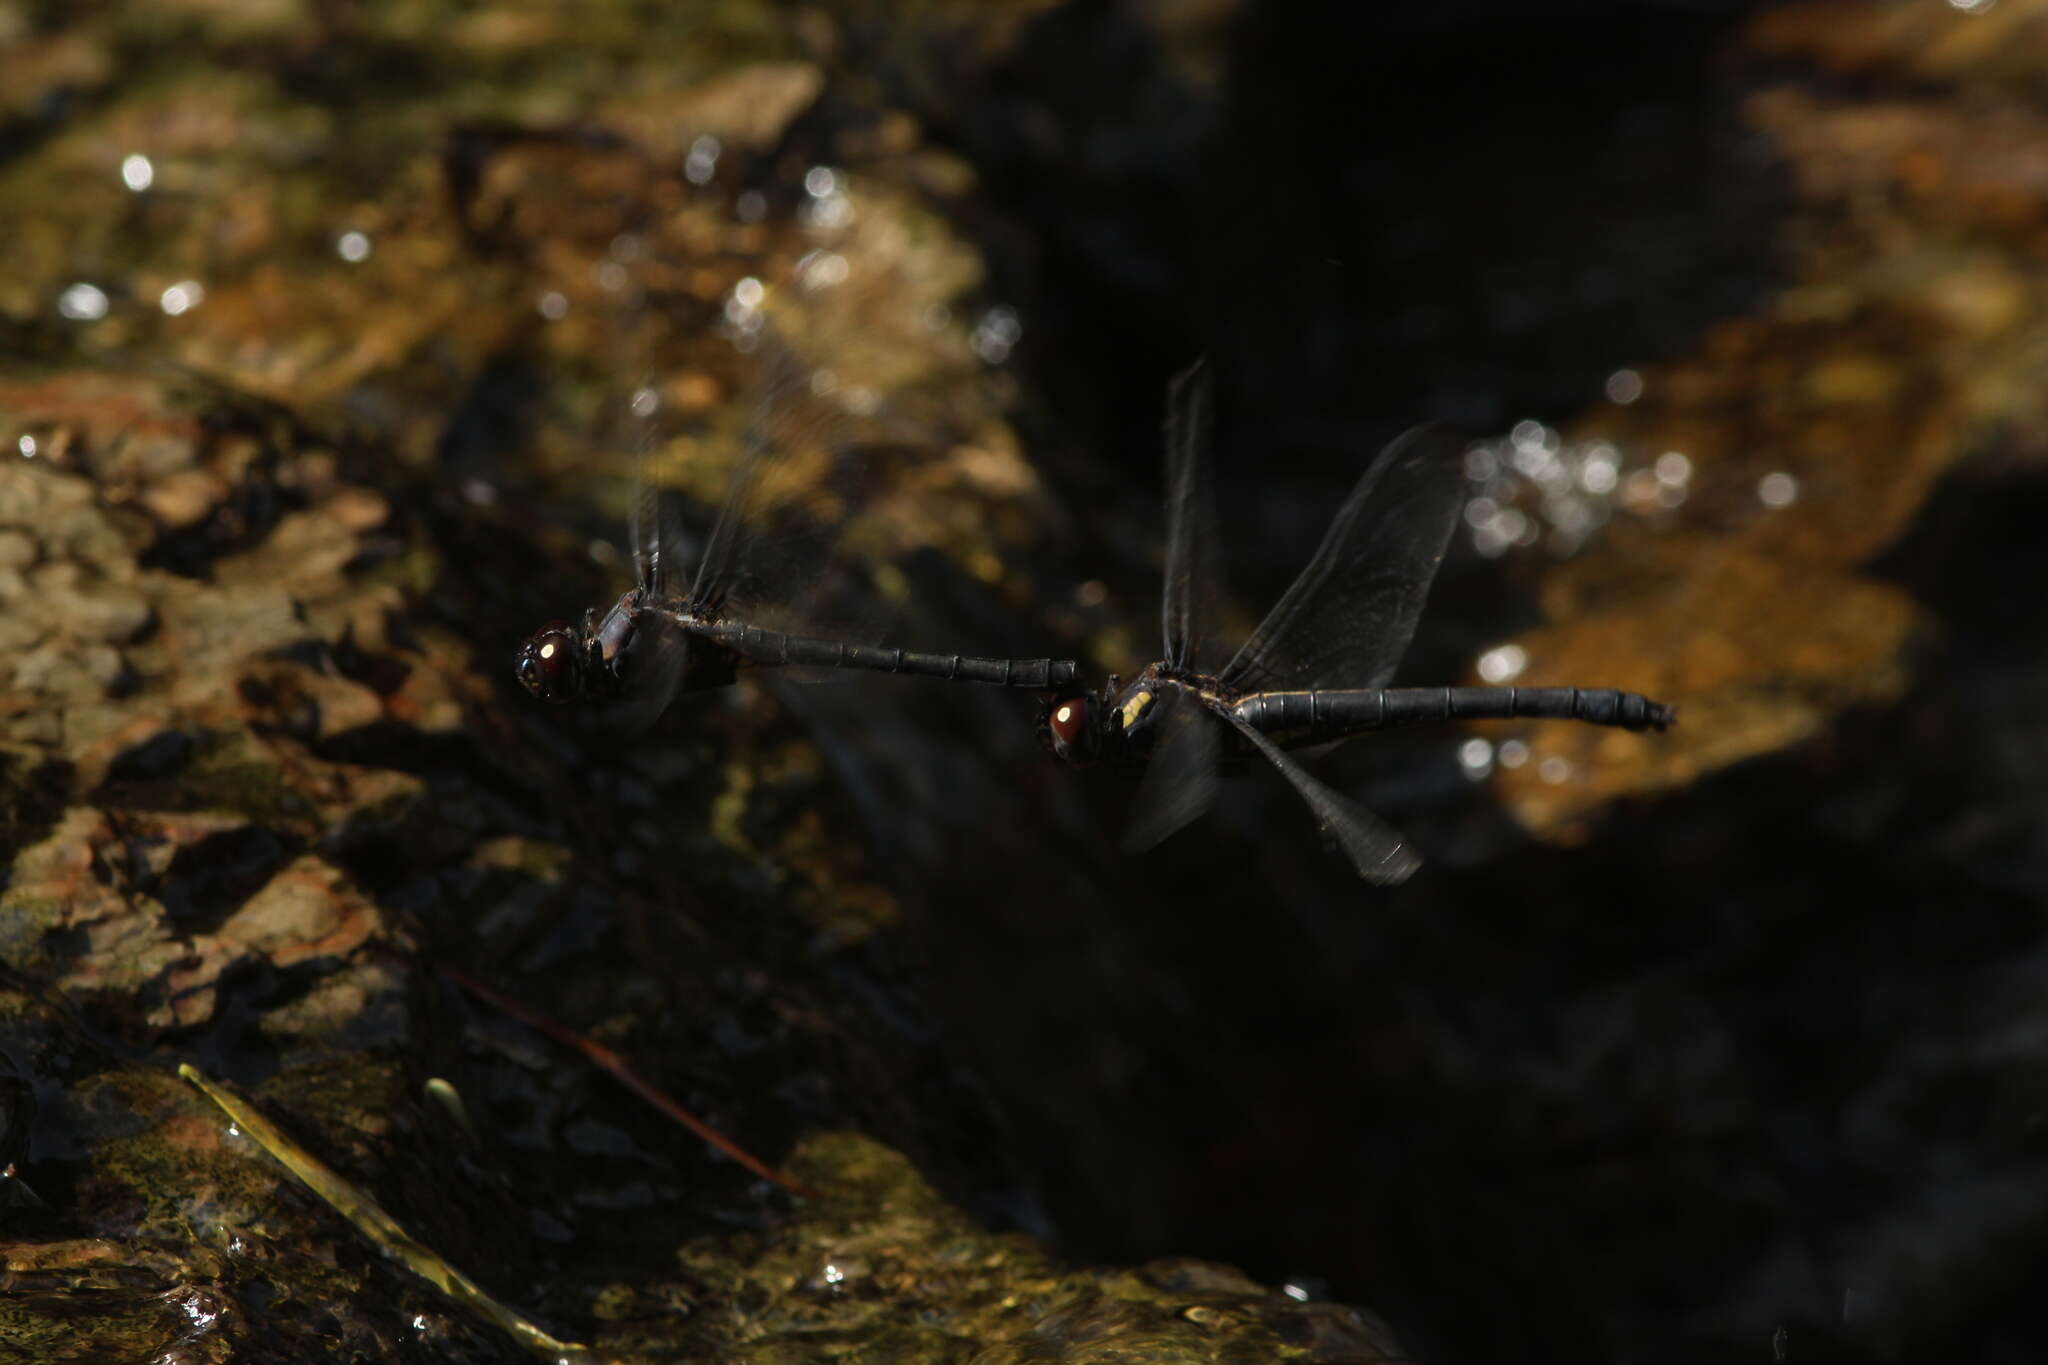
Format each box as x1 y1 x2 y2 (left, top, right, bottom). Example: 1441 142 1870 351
233 657 388 741
448 6 570 53
1747 87 2048 241
1500 570 1914 833
0 373 204 469
1503 323 1956 796
3 802 399 1029
1748 0 2048 87
151 1111 235 1159
175 248 497 411
599 64 827 157
0 1238 161 1274
1477 35 2048 839
0 31 112 122
217 856 385 969
0 808 132 947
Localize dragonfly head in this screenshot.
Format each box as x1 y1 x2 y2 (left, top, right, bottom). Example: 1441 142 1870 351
516 621 587 702
1039 685 1112 765
1040 675 1157 767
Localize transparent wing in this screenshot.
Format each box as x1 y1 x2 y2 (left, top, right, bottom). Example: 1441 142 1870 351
1121 688 1223 855
607 358 688 728
1220 425 1465 695
603 611 690 734
1159 358 1224 674
1222 709 1422 884
624 381 671 598
683 335 914 682
686 338 813 616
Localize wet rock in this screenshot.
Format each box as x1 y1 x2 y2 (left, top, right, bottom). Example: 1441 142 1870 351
1472 2 2048 837
0 7 1382 1363
597 1132 1402 1364
214 855 386 969
23 2 2039 1362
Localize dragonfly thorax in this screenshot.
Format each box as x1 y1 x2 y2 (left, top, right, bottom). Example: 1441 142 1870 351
1040 668 1230 769
592 588 645 666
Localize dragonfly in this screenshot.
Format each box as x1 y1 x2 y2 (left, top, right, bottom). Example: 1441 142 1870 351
517 342 1078 726
1040 360 1675 883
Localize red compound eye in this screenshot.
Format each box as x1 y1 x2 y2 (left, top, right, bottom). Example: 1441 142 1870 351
516 623 583 702
1048 695 1089 752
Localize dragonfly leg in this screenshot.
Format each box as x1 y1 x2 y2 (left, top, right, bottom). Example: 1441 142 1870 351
578 606 613 688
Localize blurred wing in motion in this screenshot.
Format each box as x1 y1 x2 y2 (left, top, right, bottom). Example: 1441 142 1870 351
624 381 673 599
603 610 691 735
1121 687 1223 855
1160 358 1225 675
1224 709 1421 884
602 378 694 733
683 334 917 681
685 338 815 617
1220 425 1466 696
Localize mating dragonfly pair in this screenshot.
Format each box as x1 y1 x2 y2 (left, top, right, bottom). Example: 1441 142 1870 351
518 357 1673 883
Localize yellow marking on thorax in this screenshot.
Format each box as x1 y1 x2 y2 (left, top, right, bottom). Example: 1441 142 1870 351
1118 689 1155 731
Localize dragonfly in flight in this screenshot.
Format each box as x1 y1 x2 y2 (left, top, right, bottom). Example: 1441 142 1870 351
1041 360 1675 883
518 343 1077 726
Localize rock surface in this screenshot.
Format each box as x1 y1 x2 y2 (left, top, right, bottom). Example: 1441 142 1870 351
7 2 2048 1363
0 3 1397 1362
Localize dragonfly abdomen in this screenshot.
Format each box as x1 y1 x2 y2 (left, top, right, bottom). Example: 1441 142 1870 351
700 621 1077 688
1232 685 1674 744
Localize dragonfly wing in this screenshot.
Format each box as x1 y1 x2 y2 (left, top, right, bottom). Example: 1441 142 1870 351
1159 358 1224 674
624 381 671 598
1219 424 1465 695
685 340 810 615
604 611 690 734
1121 688 1223 855
1223 709 1421 884
686 333 921 683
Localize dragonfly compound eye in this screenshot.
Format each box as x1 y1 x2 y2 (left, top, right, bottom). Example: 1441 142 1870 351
516 623 583 702
1042 693 1097 763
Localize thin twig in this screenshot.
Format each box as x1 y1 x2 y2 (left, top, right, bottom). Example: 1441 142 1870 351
440 965 819 1198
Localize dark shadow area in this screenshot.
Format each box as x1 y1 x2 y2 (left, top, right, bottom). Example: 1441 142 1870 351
902 0 1788 612
828 4 2047 1363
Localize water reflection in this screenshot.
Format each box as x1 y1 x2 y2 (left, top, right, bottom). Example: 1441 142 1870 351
1476 643 1527 684
971 304 1023 363
685 134 721 184
56 282 108 320
160 280 203 314
725 274 767 336
796 249 850 290
1463 416 1692 558
1758 471 1799 508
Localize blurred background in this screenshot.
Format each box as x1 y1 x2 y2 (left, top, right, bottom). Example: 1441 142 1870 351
4 1 2047 1362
